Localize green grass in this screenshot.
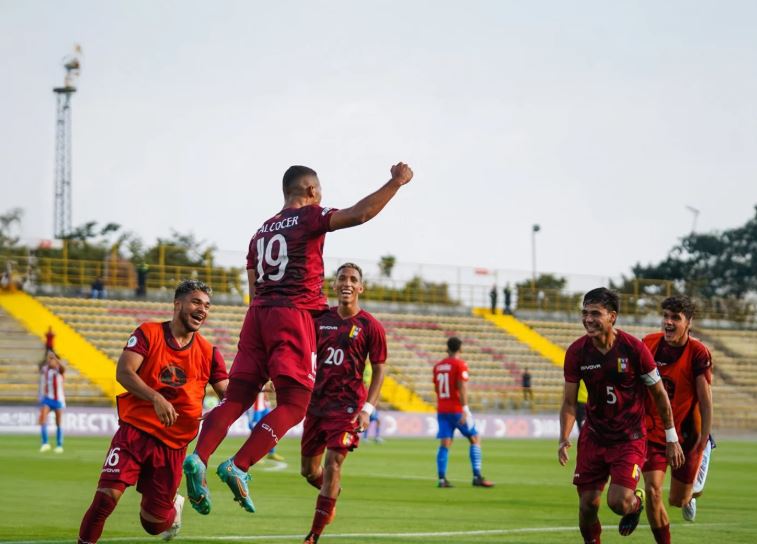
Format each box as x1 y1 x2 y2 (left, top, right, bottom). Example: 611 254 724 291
1 435 756 543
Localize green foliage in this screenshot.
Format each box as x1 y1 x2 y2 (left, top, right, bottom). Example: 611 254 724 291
379 254 396 278
0 208 23 251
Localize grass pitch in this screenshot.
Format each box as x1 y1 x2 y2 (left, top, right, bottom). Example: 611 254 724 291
1 435 755 543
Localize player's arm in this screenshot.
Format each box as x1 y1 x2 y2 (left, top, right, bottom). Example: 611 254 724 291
353 362 385 431
328 162 413 231
695 374 713 452
647 378 685 469
457 377 472 426
211 379 228 400
116 350 178 427
247 269 256 304
558 381 579 466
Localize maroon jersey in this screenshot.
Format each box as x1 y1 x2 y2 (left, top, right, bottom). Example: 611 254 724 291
564 329 657 443
308 308 387 417
247 205 338 311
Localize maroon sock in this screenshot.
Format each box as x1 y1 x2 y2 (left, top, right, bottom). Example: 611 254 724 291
579 520 601 544
194 378 258 465
233 380 311 471
651 525 671 544
307 472 324 490
140 512 175 535
310 495 337 536
78 491 118 544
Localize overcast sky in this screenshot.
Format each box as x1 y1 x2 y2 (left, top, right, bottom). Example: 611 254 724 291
2 1 756 289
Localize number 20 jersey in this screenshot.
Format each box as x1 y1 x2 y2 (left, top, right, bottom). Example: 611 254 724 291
246 205 338 311
564 329 657 444
308 308 387 417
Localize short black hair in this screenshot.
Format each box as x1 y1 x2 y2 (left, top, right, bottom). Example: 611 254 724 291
447 336 462 353
174 279 212 300
283 165 317 196
336 262 363 281
661 295 695 320
583 287 619 313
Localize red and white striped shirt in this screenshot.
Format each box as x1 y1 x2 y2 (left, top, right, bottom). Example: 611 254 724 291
39 364 66 405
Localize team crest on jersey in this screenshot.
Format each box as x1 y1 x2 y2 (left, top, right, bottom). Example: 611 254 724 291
348 325 361 339
159 364 187 387
341 432 354 447
617 357 629 373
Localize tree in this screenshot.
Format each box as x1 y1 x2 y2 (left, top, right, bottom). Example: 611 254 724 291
378 254 396 278
0 208 23 251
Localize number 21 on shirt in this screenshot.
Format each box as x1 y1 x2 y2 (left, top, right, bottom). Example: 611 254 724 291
436 371 451 399
256 234 289 282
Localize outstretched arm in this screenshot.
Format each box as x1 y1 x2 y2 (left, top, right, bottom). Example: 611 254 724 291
558 381 579 465
116 350 178 427
329 163 413 231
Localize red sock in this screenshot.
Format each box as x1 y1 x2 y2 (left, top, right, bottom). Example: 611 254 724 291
78 491 118 544
310 495 337 536
233 380 311 471
194 378 259 465
651 525 671 544
579 520 601 544
307 472 324 490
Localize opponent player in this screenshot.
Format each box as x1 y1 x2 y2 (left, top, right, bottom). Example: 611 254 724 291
184 162 413 515
38 351 65 453
299 262 387 543
642 296 713 543
433 336 494 488
246 383 284 462
558 287 684 543
78 280 228 543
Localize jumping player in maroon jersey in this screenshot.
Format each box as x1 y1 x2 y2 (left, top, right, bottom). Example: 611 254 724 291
558 288 684 543
184 163 413 515
299 262 387 544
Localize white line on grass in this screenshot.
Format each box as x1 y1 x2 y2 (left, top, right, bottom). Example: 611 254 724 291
4 523 721 543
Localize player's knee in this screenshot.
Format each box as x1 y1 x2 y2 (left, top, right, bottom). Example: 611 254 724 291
139 513 172 535
646 484 664 506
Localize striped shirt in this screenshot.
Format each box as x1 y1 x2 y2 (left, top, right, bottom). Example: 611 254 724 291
39 364 66 405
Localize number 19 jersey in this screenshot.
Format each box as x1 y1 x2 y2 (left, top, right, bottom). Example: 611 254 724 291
433 357 469 413
247 205 338 311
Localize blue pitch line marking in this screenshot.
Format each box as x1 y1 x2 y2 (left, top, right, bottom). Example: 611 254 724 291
3 523 721 543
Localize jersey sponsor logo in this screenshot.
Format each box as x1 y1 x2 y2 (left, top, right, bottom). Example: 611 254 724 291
262 422 280 443
159 364 187 387
656 359 670 367
127 335 138 348
580 363 601 371
617 358 628 373
319 325 338 330
348 325 361 339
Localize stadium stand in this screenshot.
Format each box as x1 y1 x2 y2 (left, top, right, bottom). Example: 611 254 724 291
0 307 108 405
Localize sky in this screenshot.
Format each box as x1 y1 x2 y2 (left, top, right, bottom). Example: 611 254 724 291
2 1 757 290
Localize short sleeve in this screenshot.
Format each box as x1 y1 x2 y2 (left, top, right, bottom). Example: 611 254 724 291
458 360 470 382
691 342 713 382
209 347 229 384
302 205 338 236
124 327 149 358
245 236 258 270
368 320 388 365
564 343 581 383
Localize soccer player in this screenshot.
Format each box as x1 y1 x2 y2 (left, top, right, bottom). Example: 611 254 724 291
558 287 684 544
246 383 284 462
433 336 494 488
299 262 387 543
38 351 65 453
77 280 228 544
642 296 713 543
184 162 413 515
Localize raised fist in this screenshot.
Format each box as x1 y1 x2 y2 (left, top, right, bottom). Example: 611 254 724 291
390 162 413 186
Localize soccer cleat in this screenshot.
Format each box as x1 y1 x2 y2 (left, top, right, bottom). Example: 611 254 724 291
437 478 453 488
267 452 285 462
54 446 64 454
217 458 255 513
160 494 185 541
183 453 212 515
39 443 51 453
682 497 697 522
618 488 645 536
472 475 494 488
303 531 320 543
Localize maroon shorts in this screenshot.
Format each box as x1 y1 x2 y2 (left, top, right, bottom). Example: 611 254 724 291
574 429 646 492
231 306 317 390
642 440 704 484
301 413 360 457
97 422 184 518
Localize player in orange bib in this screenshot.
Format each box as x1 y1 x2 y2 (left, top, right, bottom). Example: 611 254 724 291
78 280 228 543
642 296 713 544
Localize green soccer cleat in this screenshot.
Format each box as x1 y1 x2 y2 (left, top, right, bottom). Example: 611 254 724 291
217 458 256 513
183 453 211 515
618 488 645 536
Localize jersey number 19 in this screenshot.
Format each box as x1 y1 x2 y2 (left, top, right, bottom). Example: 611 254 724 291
256 234 289 282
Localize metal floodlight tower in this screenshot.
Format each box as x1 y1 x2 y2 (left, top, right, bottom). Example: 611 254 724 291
53 47 82 239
